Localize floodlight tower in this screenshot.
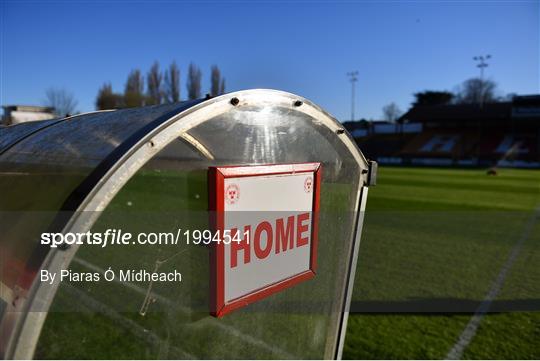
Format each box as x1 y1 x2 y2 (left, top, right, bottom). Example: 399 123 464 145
347 71 359 121
473 54 491 80
473 55 492 106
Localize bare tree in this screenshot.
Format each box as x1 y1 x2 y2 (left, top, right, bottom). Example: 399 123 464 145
210 65 223 97
146 62 163 105
164 61 180 103
455 77 498 105
124 69 144 108
44 88 78 116
187 62 202 100
413 91 454 106
95 83 122 110
382 102 402 122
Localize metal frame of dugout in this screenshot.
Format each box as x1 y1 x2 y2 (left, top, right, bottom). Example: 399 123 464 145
0 89 376 360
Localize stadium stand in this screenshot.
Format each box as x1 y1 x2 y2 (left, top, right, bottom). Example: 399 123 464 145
343 95 540 168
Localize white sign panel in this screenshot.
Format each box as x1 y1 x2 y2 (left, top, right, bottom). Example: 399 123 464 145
209 163 321 317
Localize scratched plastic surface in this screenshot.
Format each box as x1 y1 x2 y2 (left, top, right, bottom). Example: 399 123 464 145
0 95 365 359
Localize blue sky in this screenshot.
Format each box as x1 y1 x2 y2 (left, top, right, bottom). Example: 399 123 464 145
1 1 538 120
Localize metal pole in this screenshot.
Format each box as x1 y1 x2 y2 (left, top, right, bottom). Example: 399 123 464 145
347 71 358 121
473 55 491 106
351 80 355 121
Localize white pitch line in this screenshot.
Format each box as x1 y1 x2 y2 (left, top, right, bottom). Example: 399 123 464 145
63 282 196 359
446 206 540 360
72 257 295 359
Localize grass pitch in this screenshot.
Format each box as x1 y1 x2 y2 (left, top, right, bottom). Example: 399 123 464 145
34 166 540 359
344 166 540 359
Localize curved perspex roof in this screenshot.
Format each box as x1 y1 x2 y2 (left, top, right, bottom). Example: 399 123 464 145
0 90 370 359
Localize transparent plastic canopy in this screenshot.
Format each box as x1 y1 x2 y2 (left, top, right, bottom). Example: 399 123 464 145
0 90 373 359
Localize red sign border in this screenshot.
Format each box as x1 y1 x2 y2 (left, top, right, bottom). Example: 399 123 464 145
208 162 321 318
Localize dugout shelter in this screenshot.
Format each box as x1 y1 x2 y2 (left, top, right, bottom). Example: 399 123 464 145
0 90 376 359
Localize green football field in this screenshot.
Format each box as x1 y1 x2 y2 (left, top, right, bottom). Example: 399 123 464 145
344 166 540 359
33 166 540 359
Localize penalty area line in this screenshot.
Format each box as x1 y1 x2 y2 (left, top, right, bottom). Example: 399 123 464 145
446 206 540 360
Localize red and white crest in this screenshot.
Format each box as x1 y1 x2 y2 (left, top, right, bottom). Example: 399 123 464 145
225 184 240 204
304 176 313 193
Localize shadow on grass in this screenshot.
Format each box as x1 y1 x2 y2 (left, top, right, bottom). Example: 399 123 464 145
350 298 540 313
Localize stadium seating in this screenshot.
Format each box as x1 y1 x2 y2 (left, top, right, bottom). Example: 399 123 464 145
344 95 540 168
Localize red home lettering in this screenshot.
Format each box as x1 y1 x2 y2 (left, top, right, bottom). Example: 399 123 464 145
230 225 251 268
254 221 273 259
230 213 311 268
275 216 294 254
296 212 310 247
